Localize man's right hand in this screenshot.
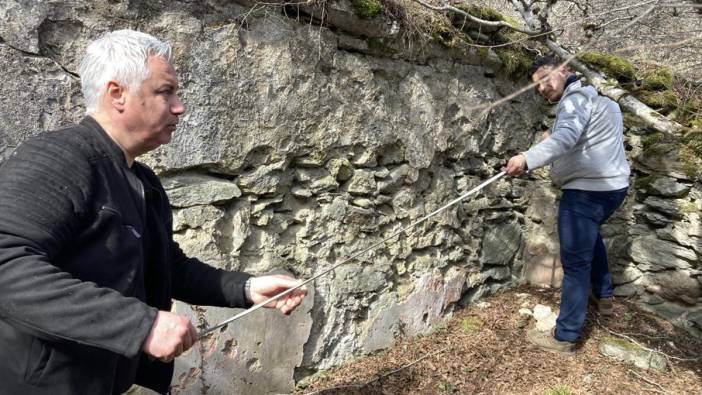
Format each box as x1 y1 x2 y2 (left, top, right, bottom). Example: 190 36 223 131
142 311 197 362
504 154 527 176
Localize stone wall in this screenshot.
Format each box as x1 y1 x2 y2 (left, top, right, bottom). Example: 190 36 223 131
607 125 702 337
0 0 699 394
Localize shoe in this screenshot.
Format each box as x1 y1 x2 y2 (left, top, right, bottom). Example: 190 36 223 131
589 295 613 316
526 328 575 355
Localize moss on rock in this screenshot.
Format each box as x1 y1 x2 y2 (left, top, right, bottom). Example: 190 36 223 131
640 66 674 91
681 149 702 180
681 99 702 128
681 201 699 214
602 336 642 351
680 130 702 179
639 130 702 180
495 47 532 80
579 52 636 83
350 0 383 19
636 90 678 112
634 174 655 190
453 3 506 22
443 3 534 79
641 132 664 150
431 18 471 50
682 129 702 154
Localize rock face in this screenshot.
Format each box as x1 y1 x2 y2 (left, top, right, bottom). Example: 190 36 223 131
599 337 667 372
1 0 700 394
611 133 702 337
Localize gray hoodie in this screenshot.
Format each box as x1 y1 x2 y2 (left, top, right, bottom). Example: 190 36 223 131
523 80 630 191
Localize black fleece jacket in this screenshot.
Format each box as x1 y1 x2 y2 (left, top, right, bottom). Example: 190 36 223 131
0 117 251 394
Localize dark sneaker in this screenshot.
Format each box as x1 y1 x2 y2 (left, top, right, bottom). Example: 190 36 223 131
526 328 575 355
589 295 613 316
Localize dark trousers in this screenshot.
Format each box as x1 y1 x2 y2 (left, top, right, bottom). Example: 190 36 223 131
554 188 628 343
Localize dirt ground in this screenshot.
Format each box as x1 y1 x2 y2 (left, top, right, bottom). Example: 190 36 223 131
295 286 702 395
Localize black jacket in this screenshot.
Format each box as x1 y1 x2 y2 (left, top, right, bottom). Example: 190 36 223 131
0 117 251 394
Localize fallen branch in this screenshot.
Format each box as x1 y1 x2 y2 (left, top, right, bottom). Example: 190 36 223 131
510 0 684 135
419 0 685 135
414 0 539 35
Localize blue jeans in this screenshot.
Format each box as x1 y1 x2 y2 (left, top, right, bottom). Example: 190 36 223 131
554 188 628 343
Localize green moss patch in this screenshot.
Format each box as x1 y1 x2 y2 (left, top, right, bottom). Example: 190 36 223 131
440 3 535 79
544 385 574 395
495 47 532 80
633 67 701 127
639 130 702 180
682 130 702 154
642 132 664 150
460 316 482 333
680 145 702 179
602 336 642 351
681 201 699 214
579 52 636 83
351 0 383 19
636 90 678 112
431 18 472 50
680 98 702 128
454 3 506 22
640 66 674 91
634 174 655 190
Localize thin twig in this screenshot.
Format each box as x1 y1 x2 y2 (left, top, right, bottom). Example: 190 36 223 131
303 345 451 395
458 28 556 49
595 318 701 362
613 36 702 53
627 369 670 395
370 345 452 382
414 0 539 35
618 332 670 340
303 382 364 394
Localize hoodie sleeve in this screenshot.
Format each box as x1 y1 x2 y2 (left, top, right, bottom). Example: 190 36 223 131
523 89 593 170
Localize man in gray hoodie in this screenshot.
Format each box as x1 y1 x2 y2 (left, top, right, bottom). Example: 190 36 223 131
505 56 630 354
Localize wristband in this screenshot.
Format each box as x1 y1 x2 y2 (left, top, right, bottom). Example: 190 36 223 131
244 278 253 303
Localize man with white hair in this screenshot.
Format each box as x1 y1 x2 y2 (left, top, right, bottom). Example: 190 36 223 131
0 29 307 394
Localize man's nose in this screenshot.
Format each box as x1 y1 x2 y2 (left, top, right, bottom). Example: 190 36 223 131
536 83 546 95
172 95 186 115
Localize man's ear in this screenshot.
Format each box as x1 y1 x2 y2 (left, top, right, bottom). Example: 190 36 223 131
105 81 127 111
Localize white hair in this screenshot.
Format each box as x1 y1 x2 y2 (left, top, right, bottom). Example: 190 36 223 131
79 29 172 114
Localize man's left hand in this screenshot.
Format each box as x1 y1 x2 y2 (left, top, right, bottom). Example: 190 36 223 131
249 274 308 314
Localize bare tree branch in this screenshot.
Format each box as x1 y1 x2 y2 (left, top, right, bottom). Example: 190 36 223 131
413 0 540 35
612 36 701 53
508 0 685 134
